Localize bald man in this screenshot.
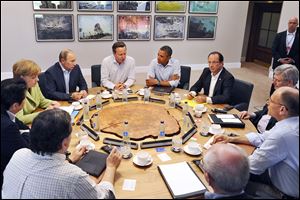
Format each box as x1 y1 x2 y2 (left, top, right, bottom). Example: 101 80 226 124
212 87 299 198
44 49 88 101
203 143 251 199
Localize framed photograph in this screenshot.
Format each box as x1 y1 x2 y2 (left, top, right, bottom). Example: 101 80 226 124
189 1 219 14
34 14 74 41
117 1 151 12
155 1 186 13
32 1 73 11
117 15 151 41
78 15 113 41
154 15 185 40
187 16 217 40
77 1 113 12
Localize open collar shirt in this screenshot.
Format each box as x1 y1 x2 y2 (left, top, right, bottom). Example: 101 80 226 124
101 55 136 89
2 148 114 199
246 116 299 198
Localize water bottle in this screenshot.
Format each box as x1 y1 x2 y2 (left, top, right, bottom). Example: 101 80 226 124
169 92 175 108
158 121 165 139
183 113 191 132
92 112 100 132
183 102 189 118
95 91 102 110
144 87 150 103
83 101 89 122
122 121 131 158
122 89 128 102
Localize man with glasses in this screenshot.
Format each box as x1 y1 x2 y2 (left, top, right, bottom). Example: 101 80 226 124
212 87 299 199
187 51 235 104
239 64 298 133
202 143 251 199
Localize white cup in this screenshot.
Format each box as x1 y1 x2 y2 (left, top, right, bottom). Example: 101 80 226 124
194 110 202 118
137 151 151 165
195 104 205 112
210 124 222 134
188 141 200 154
139 88 145 95
102 90 110 95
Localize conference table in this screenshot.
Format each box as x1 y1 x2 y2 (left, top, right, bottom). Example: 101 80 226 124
66 85 256 199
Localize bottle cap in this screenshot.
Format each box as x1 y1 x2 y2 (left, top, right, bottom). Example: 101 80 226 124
124 121 128 124
160 120 164 124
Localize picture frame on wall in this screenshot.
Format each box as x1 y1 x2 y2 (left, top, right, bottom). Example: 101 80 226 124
117 1 151 12
34 14 74 41
189 1 219 14
154 15 185 40
78 15 113 41
32 1 73 11
187 16 217 40
77 1 113 12
155 1 186 13
117 15 151 41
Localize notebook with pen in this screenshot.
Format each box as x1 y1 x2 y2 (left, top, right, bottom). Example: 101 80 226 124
152 86 175 95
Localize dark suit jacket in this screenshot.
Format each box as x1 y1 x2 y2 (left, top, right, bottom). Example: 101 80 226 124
190 67 235 104
1 109 30 186
272 28 299 69
250 104 277 132
45 62 88 100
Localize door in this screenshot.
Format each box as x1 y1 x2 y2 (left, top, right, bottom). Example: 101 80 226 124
246 2 282 65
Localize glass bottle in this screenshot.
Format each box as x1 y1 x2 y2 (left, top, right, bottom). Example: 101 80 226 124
121 121 131 158
158 120 165 139
83 101 89 122
122 89 128 102
169 92 175 108
95 91 102 110
182 102 189 118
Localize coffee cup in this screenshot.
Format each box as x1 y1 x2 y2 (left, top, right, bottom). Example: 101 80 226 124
72 101 80 107
195 104 205 112
210 124 222 134
139 88 145 95
188 141 200 154
136 151 151 165
102 90 110 95
194 110 202 118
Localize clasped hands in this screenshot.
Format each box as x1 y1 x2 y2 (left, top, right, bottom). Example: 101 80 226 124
114 82 126 91
71 90 88 101
187 93 207 103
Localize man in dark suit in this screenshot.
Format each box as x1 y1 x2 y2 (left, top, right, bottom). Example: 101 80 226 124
272 17 299 70
44 49 88 101
1 78 30 186
187 51 235 104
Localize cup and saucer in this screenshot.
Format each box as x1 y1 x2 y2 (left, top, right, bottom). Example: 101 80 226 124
72 101 83 110
209 124 225 135
183 141 202 156
101 90 112 99
133 151 153 167
138 88 145 96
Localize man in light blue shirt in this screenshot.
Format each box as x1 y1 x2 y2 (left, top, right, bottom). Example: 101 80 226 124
146 45 180 87
212 87 299 198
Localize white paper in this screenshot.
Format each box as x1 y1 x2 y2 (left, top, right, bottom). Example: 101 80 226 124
221 118 242 123
157 153 171 162
58 106 73 115
216 114 235 119
122 179 136 191
158 162 206 196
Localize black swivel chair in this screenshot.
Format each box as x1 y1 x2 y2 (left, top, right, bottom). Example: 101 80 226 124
230 79 254 111
177 65 191 90
38 72 48 98
91 64 101 87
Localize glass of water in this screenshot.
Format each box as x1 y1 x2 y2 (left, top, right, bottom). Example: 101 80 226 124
120 145 131 159
172 136 182 152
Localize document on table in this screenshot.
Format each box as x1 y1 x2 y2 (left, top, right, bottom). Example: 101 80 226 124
158 161 206 198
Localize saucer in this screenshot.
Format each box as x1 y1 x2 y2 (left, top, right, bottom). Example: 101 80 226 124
101 94 112 99
138 91 144 96
73 105 83 110
193 107 207 113
133 155 153 167
208 127 225 135
183 145 202 156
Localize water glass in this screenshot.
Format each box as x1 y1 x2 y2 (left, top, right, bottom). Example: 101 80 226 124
172 136 182 152
144 88 150 103
120 145 131 158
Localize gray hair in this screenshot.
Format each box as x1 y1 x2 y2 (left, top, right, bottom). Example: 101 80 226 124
203 143 250 193
274 64 299 86
59 48 74 62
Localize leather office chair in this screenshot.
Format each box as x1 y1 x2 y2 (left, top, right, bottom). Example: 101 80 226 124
91 64 101 87
177 65 191 90
38 72 48 98
230 79 254 111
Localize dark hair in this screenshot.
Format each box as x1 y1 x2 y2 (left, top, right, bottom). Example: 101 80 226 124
112 41 126 54
30 109 72 156
160 46 173 57
281 89 299 117
1 78 27 111
208 51 224 62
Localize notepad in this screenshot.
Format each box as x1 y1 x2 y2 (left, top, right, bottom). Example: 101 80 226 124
158 161 207 198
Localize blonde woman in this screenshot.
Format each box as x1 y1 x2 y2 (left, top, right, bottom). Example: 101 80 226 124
13 59 60 124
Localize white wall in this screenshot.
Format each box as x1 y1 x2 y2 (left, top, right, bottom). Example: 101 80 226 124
277 1 299 33
1 1 249 79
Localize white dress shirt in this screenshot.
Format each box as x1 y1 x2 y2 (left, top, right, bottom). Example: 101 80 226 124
206 69 223 103
147 58 181 87
286 30 296 54
101 55 136 89
2 148 114 199
60 63 71 94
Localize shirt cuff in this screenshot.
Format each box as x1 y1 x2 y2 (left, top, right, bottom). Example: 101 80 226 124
97 181 115 195
206 97 212 104
190 91 196 97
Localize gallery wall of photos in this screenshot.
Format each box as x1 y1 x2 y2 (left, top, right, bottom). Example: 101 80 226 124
32 1 218 42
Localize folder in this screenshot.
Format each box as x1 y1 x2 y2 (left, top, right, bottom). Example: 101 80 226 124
208 114 245 128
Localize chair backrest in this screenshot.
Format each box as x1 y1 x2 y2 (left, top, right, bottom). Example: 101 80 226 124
38 72 48 98
177 65 191 90
230 79 254 111
91 64 101 87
